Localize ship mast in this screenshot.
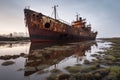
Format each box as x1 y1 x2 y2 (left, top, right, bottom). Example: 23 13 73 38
53 5 58 20
76 13 80 21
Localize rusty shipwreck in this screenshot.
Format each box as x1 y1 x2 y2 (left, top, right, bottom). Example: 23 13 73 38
24 6 97 42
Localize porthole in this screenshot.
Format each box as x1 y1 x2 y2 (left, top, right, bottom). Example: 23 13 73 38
45 22 50 28
33 14 35 16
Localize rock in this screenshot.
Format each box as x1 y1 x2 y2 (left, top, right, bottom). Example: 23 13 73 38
1 61 15 66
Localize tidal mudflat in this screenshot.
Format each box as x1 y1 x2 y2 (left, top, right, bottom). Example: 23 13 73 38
0 38 119 80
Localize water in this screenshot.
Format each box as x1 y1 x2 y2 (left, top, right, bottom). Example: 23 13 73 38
0 40 111 80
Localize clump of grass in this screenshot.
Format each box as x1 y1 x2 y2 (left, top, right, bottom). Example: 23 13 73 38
73 68 109 80
1 61 15 66
47 74 57 80
0 55 12 60
80 64 100 73
94 72 102 79
114 58 120 61
75 64 81 66
58 74 70 80
95 68 110 76
104 55 116 61
103 66 120 80
65 65 81 73
50 69 62 74
100 38 120 66
110 66 120 75
84 59 91 64
73 72 101 80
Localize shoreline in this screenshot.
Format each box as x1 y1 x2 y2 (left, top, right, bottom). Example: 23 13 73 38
47 38 120 80
0 36 30 42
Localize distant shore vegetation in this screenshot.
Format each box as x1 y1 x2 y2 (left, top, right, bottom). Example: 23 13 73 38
0 32 29 41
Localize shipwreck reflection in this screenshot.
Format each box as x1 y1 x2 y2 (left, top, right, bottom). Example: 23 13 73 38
24 41 97 76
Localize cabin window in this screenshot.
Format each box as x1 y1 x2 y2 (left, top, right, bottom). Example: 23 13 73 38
32 14 36 21
25 12 27 15
39 13 42 19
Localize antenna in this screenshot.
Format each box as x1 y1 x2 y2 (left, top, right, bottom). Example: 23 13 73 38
26 0 31 9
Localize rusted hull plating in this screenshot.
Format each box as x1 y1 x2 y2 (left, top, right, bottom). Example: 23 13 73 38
29 28 96 42
24 9 97 42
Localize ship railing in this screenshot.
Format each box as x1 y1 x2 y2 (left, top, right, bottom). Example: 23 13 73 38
58 19 71 26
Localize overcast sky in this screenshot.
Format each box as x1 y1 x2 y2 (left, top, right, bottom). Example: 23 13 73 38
0 0 120 38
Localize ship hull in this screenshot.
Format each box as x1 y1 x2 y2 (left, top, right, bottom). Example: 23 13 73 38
28 27 96 42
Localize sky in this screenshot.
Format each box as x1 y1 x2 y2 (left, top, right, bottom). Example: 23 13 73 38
0 0 120 38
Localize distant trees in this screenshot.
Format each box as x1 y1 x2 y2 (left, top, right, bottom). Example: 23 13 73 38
9 33 12 38
0 32 29 38
0 32 29 41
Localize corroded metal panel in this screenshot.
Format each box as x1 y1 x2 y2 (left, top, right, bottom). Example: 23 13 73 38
24 9 97 42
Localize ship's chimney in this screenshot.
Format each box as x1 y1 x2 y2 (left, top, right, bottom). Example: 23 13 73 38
79 17 82 21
